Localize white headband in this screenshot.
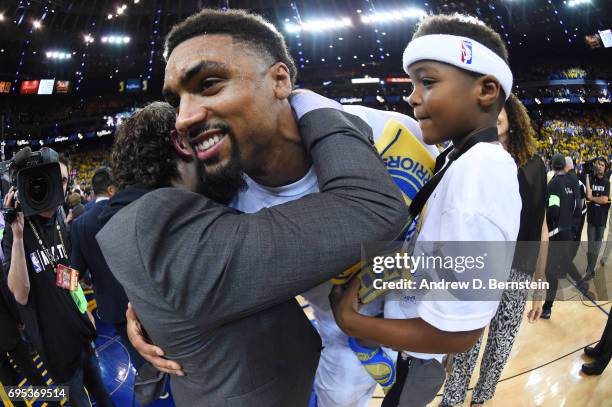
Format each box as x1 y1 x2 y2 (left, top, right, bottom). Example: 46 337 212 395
402 34 513 100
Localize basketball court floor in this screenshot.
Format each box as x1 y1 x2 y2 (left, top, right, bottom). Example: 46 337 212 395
2 241 611 407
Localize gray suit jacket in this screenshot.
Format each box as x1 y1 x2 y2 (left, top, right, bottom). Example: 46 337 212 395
97 108 408 407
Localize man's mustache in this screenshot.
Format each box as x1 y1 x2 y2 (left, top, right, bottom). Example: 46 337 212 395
181 122 233 141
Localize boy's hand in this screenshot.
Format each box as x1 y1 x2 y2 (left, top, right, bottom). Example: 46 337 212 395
329 276 361 336
126 303 184 376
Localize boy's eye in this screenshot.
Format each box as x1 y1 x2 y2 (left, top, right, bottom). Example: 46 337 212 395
422 78 435 87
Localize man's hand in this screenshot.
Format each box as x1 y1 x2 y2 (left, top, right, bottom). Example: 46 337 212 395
3 188 24 239
126 303 184 376
329 276 361 336
527 299 543 323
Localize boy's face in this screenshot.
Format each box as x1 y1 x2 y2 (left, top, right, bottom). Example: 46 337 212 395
406 60 482 145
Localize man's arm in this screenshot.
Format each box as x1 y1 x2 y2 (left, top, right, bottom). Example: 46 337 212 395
3 190 29 305
546 180 561 229
101 108 408 329
587 176 609 204
587 176 610 204
7 223 29 305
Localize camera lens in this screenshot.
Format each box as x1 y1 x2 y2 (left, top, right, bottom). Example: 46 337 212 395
26 174 50 204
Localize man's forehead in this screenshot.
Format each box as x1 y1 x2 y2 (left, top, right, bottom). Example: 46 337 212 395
165 34 237 74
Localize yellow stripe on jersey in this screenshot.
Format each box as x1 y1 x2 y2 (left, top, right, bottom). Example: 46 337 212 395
331 118 435 303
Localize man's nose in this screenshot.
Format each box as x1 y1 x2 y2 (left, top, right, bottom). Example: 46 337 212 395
175 95 208 135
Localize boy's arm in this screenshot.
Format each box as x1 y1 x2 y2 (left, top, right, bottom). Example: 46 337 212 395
330 278 483 353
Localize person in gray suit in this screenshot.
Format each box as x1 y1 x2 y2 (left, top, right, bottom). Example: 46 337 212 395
95 78 407 407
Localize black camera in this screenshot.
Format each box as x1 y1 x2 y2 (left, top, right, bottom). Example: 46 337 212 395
0 147 65 218
583 156 607 178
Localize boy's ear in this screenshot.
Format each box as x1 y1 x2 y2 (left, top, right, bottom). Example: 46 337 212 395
476 75 502 109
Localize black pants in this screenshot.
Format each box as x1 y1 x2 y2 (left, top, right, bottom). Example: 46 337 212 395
587 224 606 276
593 311 612 368
0 340 56 406
382 354 446 407
59 345 115 407
544 231 585 310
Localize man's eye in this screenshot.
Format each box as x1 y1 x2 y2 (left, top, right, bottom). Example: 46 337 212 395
200 78 222 92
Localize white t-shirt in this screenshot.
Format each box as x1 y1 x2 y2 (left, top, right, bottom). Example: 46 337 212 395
231 105 438 346
385 142 521 360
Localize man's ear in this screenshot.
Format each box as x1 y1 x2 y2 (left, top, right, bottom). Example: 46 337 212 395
476 74 502 109
270 62 292 100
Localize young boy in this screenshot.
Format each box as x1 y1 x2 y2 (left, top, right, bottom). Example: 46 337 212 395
331 14 522 407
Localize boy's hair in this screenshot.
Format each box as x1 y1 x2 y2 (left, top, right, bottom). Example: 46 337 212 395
413 14 508 63
413 14 509 102
165 9 297 87
504 94 537 168
111 102 179 191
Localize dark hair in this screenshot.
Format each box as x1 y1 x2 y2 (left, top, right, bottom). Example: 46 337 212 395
91 167 113 194
111 102 178 190
413 14 509 101
413 14 508 63
165 9 297 86
596 156 608 167
504 94 537 168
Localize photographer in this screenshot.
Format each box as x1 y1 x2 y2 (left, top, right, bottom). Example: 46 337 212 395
1 149 115 407
584 157 610 281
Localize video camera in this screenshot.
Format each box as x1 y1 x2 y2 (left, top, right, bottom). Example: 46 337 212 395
583 156 608 178
0 147 65 220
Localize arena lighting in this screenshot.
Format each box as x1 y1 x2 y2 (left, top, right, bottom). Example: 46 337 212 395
32 20 42 29
0 13 5 21
361 8 426 24
101 35 130 44
284 17 352 33
46 51 72 60
351 77 380 84
84 34 94 44
567 0 591 6
387 77 411 83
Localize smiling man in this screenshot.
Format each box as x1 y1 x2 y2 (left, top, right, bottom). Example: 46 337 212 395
122 8 439 407
97 84 408 407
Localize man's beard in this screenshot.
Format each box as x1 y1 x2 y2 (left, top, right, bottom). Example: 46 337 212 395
195 131 246 205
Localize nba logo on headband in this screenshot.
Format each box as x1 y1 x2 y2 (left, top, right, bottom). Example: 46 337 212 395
460 40 473 64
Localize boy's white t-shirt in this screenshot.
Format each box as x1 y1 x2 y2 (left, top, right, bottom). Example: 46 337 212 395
384 142 522 361
231 105 438 346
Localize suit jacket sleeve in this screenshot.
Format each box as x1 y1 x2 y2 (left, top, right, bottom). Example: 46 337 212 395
70 218 87 275
100 108 408 330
